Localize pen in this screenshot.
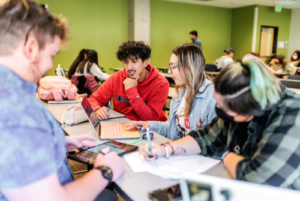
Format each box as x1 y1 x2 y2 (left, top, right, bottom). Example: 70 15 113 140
107 100 111 112
146 127 153 159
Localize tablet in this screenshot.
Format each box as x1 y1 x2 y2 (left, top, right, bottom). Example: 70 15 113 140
67 141 138 165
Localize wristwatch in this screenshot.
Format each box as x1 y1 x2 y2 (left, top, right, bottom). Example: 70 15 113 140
94 166 113 182
221 151 230 162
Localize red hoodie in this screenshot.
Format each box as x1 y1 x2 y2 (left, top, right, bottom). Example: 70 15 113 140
88 64 169 121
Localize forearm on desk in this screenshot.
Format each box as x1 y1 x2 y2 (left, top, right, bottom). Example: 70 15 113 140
223 152 244 179
166 135 201 156
62 169 109 201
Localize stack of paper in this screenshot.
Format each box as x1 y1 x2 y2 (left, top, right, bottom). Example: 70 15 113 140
124 152 220 179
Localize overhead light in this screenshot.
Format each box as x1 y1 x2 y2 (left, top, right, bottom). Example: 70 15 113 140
274 0 300 5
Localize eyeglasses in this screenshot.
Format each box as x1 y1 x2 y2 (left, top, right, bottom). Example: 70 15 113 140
24 4 52 45
168 63 178 73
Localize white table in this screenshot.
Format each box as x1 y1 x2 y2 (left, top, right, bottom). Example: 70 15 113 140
110 67 123 72
39 98 230 200
287 87 300 94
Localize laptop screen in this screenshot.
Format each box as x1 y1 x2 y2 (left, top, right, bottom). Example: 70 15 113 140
81 95 99 128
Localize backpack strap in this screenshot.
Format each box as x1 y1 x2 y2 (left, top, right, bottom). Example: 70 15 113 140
52 90 63 101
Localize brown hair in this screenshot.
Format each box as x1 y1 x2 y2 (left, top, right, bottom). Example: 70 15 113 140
172 43 211 117
0 0 69 55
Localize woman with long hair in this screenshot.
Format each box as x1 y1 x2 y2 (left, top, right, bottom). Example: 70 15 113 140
75 50 109 81
68 49 89 79
139 54 300 189
270 54 297 76
126 43 216 140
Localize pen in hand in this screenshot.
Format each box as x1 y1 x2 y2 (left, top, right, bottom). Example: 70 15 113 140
107 100 111 112
146 127 153 160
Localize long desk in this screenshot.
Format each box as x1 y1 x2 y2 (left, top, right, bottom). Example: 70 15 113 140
38 97 231 201
288 87 300 94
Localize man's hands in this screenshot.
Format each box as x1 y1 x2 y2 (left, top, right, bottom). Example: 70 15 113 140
95 107 110 120
94 147 124 181
123 76 140 90
65 136 96 151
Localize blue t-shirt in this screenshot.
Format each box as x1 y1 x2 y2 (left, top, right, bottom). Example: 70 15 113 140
0 65 74 200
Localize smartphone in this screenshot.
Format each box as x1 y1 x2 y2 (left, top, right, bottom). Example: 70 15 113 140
67 140 138 165
148 184 182 201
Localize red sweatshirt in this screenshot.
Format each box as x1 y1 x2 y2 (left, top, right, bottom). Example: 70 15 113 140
88 64 169 121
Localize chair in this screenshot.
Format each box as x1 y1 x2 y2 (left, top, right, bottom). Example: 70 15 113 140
205 64 218 72
71 75 100 97
280 79 300 89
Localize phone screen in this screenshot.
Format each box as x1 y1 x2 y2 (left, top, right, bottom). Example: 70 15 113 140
187 181 213 201
69 141 137 165
149 184 182 201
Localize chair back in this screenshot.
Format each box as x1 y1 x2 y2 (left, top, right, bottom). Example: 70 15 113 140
205 64 218 72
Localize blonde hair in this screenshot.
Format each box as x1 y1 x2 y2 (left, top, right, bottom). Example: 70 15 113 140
0 0 69 55
172 43 211 116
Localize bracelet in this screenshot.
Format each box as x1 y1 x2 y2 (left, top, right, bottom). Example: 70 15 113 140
221 151 230 162
164 145 170 159
165 142 175 156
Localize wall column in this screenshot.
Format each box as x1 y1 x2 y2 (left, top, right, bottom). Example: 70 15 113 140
128 0 150 45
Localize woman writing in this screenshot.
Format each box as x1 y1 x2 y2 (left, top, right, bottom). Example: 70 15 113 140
139 54 300 189
127 43 216 140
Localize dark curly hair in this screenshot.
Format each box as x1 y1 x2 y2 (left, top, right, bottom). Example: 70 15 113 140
116 41 151 61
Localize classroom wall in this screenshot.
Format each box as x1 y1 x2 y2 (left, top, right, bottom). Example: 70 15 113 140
150 0 232 66
255 6 292 58
288 8 300 60
230 6 255 60
36 0 128 75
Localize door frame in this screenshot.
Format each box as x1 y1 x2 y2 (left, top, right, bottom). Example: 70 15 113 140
259 25 279 59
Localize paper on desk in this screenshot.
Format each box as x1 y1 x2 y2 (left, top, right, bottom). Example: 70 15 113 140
124 152 220 179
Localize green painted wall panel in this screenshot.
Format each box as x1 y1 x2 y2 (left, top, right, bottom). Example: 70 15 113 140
150 0 232 66
256 6 291 58
36 0 128 75
230 6 255 60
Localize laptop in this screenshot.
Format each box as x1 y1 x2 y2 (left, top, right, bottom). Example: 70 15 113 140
81 95 140 140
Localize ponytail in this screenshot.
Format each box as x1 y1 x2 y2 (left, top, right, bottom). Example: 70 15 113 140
214 54 281 116
242 54 281 109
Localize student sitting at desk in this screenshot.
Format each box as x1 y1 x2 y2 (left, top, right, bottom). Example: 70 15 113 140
126 43 216 140
74 50 110 82
89 41 169 121
269 55 297 77
139 54 300 190
0 1 122 201
68 48 89 79
290 50 300 67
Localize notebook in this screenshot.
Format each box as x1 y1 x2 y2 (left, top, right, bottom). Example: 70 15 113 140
81 96 140 140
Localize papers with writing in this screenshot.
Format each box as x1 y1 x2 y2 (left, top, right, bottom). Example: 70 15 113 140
124 152 220 179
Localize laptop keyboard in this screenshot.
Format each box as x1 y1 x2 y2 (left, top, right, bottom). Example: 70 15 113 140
101 123 123 138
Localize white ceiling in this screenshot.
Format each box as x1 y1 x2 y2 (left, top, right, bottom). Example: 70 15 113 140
165 0 300 9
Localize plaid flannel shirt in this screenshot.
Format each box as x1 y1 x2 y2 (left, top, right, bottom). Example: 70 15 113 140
189 89 300 190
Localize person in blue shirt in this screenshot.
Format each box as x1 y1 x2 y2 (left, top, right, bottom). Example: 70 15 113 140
0 1 122 201
189 30 202 50
126 43 216 141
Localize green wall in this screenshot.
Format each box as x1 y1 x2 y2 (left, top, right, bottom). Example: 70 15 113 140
231 6 255 60
36 0 128 75
255 5 292 58
150 0 232 66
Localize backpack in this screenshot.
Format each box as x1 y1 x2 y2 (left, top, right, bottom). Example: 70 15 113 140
38 76 78 101
214 56 226 70
55 64 66 77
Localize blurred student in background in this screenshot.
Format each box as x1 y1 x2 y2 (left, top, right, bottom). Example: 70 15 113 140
269 55 297 76
75 50 109 82
290 50 300 67
127 43 216 141
214 48 234 70
68 49 89 79
189 30 202 50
